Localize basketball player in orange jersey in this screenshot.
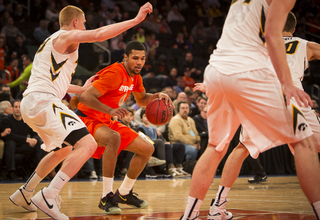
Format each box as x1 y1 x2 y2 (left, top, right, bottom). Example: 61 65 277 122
76 41 174 214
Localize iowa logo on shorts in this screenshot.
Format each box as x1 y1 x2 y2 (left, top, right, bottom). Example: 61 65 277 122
52 103 80 130
292 105 308 135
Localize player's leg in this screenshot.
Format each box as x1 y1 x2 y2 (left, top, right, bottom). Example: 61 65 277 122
289 135 320 218
182 65 240 220
114 134 153 209
208 143 249 220
94 125 122 214
30 133 97 220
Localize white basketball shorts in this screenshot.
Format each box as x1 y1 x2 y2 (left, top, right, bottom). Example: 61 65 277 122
204 64 313 158
240 103 320 155
21 93 88 152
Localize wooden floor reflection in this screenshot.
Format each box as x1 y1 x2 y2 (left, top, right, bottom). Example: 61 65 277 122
0 176 316 219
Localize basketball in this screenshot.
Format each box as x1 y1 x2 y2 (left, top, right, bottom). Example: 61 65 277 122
145 99 173 126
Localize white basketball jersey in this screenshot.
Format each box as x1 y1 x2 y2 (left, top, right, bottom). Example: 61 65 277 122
209 0 269 74
268 37 308 90
24 30 78 100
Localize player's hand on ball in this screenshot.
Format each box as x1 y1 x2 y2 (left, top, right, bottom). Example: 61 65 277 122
158 92 174 108
193 83 206 93
109 108 128 120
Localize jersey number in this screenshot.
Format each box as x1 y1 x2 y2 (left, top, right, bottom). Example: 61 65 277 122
285 41 299 55
118 94 127 107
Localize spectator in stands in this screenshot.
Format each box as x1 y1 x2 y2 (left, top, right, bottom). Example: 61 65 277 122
143 14 160 33
162 67 178 88
106 11 116 25
173 91 187 114
193 104 208 157
5 58 19 84
111 33 125 51
12 4 26 22
0 84 13 104
9 35 28 61
180 52 203 81
161 86 175 102
159 18 172 34
138 109 168 175
0 100 12 180
167 5 185 23
111 41 126 63
173 76 185 94
172 32 188 50
153 8 163 24
191 21 205 39
2 100 46 180
33 20 51 44
0 100 12 120
85 14 97 30
138 109 189 177
9 55 32 100
189 95 207 118
1 17 26 48
185 89 196 109
183 67 195 89
45 1 59 23
113 6 122 23
209 2 223 18
136 27 146 44
169 101 200 161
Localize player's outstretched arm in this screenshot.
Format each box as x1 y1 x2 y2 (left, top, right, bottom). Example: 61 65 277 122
307 41 320 61
67 75 98 94
265 0 310 107
62 3 152 45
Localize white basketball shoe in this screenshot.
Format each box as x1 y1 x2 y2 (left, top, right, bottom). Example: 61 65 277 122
9 185 37 212
207 199 233 220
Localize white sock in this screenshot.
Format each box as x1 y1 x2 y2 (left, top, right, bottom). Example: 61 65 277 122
24 171 42 192
118 175 136 195
214 185 230 206
102 176 114 197
182 196 202 220
312 200 320 220
47 171 70 194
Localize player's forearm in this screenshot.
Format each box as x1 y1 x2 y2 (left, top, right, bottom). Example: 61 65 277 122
265 0 294 86
136 93 159 107
67 84 85 94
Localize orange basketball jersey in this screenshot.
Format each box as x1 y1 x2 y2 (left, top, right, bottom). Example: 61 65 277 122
78 62 145 122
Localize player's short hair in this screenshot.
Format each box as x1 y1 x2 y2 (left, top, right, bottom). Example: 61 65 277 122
59 5 84 27
283 12 297 33
125 41 146 56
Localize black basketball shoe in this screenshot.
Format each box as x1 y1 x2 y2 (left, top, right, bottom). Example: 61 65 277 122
114 189 148 208
98 192 121 214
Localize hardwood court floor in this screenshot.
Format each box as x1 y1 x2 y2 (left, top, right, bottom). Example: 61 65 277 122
0 176 316 220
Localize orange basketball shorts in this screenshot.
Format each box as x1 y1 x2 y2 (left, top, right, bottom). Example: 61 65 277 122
79 116 138 159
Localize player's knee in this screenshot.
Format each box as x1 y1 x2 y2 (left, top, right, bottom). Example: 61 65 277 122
97 130 121 148
144 142 154 157
86 137 97 153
